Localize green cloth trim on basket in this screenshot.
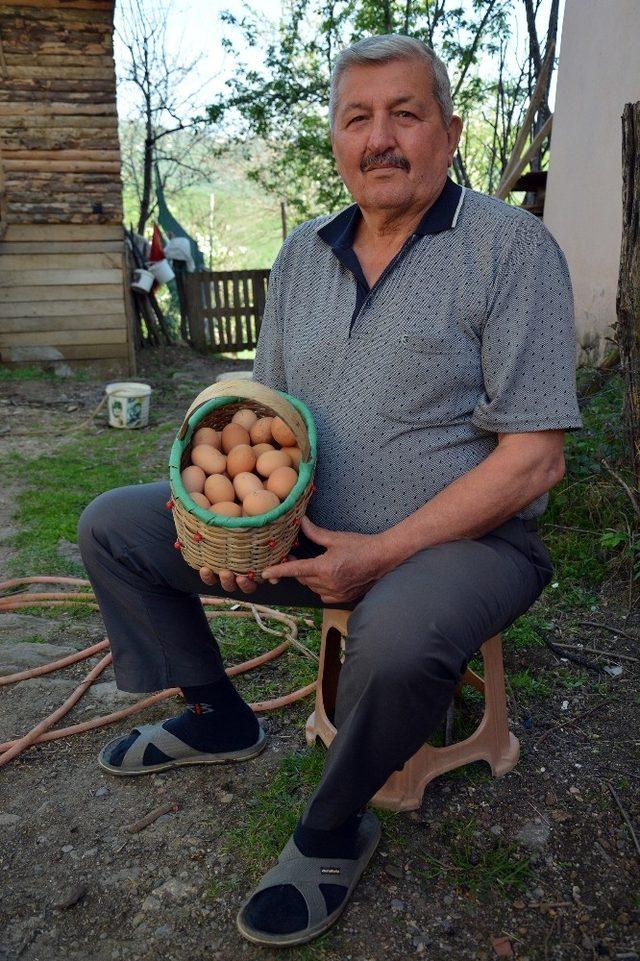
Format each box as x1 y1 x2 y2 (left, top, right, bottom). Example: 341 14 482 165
168 392 317 529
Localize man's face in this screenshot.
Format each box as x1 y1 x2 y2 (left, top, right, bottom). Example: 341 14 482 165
331 58 463 213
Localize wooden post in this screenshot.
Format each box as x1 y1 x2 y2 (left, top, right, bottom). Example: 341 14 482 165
617 102 640 493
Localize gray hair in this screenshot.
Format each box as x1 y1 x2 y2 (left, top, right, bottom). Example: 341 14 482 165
329 34 454 129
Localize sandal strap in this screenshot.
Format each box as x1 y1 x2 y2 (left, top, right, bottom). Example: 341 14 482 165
251 843 358 929
121 723 200 768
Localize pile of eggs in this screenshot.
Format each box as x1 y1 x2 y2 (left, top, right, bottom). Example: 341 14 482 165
181 409 302 519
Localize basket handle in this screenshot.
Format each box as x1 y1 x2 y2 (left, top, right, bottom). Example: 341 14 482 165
177 379 310 459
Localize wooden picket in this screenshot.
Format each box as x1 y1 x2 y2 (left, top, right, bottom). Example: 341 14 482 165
183 269 270 352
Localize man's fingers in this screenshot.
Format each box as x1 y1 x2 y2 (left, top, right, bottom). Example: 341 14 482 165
262 557 319 581
236 574 258 594
199 566 218 586
218 569 237 592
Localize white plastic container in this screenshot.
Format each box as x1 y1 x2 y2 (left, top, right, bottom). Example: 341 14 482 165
131 268 154 292
163 237 191 261
105 382 152 429
148 259 175 284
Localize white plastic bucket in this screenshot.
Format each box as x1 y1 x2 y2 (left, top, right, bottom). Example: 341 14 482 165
148 259 175 284
105 382 152 429
131 268 154 292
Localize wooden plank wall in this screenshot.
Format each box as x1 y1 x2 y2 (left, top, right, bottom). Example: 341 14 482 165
0 0 135 374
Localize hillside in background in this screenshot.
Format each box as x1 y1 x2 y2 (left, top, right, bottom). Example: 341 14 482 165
121 139 285 270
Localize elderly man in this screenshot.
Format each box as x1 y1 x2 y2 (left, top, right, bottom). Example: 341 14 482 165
78 34 581 947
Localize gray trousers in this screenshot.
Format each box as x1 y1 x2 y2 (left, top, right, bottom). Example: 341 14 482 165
77 481 553 830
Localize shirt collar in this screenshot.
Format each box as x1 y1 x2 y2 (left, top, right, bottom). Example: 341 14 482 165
317 176 465 251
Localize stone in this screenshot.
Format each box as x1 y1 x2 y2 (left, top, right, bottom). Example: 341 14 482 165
0 640 77 672
86 682 141 708
95 786 109 798
490 824 504 836
515 820 551 850
384 862 404 879
391 899 405 913
54 883 87 910
0 813 20 827
151 878 196 901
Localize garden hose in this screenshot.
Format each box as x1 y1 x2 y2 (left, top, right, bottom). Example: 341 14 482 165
0 576 319 768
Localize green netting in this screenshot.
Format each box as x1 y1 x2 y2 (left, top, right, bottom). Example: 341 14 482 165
168 392 317 529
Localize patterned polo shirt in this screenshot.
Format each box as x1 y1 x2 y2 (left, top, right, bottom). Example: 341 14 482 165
252 177 583 535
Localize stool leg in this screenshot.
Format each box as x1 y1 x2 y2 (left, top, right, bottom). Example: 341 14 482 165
305 609 348 748
479 634 520 776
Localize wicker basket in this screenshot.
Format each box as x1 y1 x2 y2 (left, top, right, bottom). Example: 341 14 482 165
168 379 317 578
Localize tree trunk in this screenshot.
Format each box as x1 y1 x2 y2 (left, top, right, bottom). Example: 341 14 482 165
617 102 640 492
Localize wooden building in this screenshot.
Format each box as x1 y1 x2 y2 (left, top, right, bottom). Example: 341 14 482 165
0 0 135 375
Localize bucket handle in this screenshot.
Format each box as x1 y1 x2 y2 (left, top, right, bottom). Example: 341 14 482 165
177 379 310 459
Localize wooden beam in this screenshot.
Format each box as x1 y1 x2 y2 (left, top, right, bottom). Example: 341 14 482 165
3 224 121 241
4 160 120 173
1 252 123 270
0 297 125 318
0 282 122 302
5 65 114 79
0 103 117 116
495 115 553 200
0 327 126 347
1 343 129 363
0 313 126 333
497 41 556 193
3 149 120 161
0 268 122 285
1 1 113 12
0 240 122 255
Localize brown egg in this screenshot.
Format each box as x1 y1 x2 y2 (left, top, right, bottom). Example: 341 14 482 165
233 471 264 501
280 446 302 468
210 501 242 517
256 449 293 478
181 465 206 494
191 445 226 475
190 491 211 509
266 466 298 501
226 444 256 478
221 422 250 453
204 473 235 504
193 426 221 449
243 489 280 516
252 443 275 458
271 416 296 447
232 408 258 431
250 416 274 445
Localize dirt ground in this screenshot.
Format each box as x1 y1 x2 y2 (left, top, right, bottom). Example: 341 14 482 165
0 347 639 961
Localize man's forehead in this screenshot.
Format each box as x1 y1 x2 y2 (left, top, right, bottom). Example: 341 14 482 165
340 92 426 113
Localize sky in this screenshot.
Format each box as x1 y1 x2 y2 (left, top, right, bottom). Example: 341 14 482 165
113 0 565 121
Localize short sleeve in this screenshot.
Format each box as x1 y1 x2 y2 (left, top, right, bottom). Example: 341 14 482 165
471 218 583 434
252 248 287 392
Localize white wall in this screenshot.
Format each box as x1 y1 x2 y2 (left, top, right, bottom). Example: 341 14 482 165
544 0 640 363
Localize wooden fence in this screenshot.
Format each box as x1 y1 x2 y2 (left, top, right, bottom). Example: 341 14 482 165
183 269 270 352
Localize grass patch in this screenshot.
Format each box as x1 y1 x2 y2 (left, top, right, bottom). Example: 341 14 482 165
0 425 172 577
505 668 553 701
503 612 550 651
223 745 327 876
416 816 533 899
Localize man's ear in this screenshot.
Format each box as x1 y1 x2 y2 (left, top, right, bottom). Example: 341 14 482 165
447 115 463 165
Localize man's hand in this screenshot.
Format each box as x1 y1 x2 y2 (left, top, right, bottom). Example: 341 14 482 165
261 516 386 603
199 567 258 595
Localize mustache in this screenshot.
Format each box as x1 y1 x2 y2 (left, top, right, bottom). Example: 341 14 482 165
360 151 410 173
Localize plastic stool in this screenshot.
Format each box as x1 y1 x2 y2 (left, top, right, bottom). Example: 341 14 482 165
305 608 520 812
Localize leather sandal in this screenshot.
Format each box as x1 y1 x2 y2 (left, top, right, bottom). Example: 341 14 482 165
97 721 267 776
236 810 381 946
